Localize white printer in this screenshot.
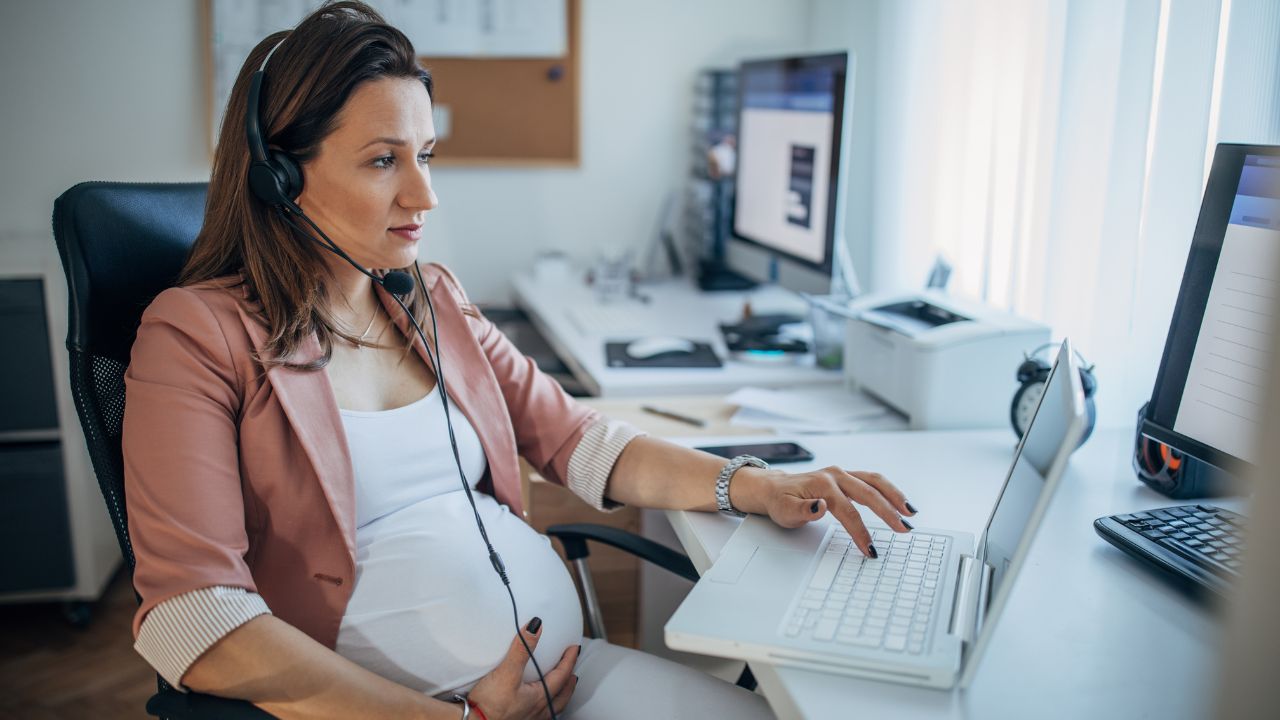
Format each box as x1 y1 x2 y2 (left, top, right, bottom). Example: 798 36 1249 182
843 291 1049 430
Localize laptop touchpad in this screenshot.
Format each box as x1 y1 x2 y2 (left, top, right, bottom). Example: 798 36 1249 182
705 543 758 584
706 543 810 585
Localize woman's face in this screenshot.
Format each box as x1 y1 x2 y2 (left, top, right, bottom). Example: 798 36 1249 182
296 76 438 271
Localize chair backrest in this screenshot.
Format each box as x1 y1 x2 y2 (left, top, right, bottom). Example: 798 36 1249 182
51 182 208 570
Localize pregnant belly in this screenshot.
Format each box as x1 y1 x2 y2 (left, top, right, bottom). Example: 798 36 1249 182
336 493 583 696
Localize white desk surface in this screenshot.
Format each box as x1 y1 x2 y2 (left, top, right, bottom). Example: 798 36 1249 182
664 427 1236 720
510 272 842 397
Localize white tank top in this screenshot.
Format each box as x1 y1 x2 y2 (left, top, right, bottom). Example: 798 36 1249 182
334 388 583 696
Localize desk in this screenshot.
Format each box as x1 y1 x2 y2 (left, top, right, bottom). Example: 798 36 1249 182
664 427 1233 719
510 271 843 397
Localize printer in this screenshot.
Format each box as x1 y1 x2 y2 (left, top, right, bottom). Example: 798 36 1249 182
843 291 1049 430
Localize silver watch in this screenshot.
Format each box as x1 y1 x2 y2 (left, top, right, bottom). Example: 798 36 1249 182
715 455 768 517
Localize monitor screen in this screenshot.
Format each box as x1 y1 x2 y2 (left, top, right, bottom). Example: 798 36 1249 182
1145 145 1280 469
731 53 847 274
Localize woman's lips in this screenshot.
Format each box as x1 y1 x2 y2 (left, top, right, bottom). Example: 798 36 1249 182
389 226 422 241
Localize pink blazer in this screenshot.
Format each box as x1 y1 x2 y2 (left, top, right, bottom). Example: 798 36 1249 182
122 264 598 649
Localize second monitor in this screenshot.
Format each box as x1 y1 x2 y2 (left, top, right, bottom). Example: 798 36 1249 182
729 51 853 296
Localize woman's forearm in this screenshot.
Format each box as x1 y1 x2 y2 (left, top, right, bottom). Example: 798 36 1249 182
182 614 461 720
603 436 778 514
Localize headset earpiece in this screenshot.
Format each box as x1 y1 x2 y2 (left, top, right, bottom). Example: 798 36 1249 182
248 150 304 208
245 46 304 208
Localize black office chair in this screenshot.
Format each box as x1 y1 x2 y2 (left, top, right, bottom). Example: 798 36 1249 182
51 181 748 720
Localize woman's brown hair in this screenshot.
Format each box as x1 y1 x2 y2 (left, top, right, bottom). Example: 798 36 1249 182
181 1 436 369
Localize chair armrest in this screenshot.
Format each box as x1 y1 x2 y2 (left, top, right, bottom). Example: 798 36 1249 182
546 523 699 582
146 690 277 719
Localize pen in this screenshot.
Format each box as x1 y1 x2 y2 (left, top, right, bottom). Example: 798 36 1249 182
641 405 707 428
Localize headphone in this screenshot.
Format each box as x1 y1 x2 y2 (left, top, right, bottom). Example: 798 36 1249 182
245 34 559 718
245 38 415 295
1012 343 1098 445
245 40 305 212
1131 402 1235 499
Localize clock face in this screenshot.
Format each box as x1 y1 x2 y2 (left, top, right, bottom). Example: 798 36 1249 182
1013 381 1046 436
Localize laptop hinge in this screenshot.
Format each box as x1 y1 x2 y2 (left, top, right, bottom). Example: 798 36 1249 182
947 555 980 645
948 556 995 644
973 561 994 639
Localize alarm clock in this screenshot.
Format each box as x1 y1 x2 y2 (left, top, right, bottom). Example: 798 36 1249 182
1012 343 1097 444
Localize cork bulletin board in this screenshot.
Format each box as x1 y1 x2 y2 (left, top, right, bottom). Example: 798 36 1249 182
205 0 580 167
425 0 580 167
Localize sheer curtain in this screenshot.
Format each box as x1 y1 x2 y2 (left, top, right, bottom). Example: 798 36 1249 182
866 0 1280 428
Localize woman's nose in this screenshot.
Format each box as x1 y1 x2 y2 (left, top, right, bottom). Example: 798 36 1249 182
400 165 438 212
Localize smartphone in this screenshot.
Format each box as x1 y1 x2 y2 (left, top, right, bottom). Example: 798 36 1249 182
696 441 815 464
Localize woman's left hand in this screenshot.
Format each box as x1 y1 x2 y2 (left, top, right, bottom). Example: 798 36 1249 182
748 466 918 559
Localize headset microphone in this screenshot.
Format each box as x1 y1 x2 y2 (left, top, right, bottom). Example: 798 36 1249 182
379 270 415 296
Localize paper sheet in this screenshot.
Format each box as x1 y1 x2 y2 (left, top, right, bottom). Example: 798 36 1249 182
725 386 898 434
725 386 889 423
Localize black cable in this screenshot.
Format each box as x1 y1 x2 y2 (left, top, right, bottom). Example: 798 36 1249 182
275 206 559 719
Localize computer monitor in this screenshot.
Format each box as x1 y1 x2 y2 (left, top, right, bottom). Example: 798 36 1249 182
728 52 852 294
1143 143 1280 471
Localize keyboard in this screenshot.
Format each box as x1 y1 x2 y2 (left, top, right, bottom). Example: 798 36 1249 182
782 527 950 655
1093 504 1245 597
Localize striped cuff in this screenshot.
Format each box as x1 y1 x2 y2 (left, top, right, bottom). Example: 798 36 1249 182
134 585 272 691
566 418 647 511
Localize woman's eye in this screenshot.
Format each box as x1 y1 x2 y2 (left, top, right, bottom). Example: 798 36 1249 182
419 151 435 165
372 155 394 169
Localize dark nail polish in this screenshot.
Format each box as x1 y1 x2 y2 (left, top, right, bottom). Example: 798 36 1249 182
867 544 879 559
810 500 821 514
527 616 542 634
902 518 914 530
905 501 918 514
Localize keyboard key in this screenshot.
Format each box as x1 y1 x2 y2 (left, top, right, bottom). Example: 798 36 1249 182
785 625 801 637
886 635 907 651
813 619 838 641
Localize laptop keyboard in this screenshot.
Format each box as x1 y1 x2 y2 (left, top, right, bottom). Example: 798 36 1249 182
783 528 950 654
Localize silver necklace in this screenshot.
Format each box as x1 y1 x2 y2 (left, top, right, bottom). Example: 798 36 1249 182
355 307 379 341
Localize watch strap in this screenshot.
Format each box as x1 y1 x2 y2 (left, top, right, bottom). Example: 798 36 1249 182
716 455 768 517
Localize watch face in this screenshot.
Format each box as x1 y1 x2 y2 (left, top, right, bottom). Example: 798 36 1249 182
1013 381 1046 436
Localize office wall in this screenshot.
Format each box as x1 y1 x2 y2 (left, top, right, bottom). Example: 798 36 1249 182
0 1 211 253
805 0 879 293
0 0 814 304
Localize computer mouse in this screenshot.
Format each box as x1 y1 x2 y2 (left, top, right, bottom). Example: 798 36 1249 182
625 336 697 360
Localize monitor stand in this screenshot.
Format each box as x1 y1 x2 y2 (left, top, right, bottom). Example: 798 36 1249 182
696 259 758 292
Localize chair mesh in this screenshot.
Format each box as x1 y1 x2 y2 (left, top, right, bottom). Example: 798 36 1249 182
67 349 134 570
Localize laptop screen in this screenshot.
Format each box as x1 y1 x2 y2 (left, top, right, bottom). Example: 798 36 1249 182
979 341 1085 595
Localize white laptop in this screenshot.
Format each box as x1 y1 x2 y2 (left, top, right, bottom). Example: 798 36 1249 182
665 340 1087 689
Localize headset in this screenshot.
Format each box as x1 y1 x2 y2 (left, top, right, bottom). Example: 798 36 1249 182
1131 402 1235 499
246 35 559 718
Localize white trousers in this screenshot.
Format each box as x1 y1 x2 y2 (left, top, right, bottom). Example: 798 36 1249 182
560 638 775 719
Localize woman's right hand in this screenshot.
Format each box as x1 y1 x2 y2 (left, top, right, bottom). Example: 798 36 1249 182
466 618 580 720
